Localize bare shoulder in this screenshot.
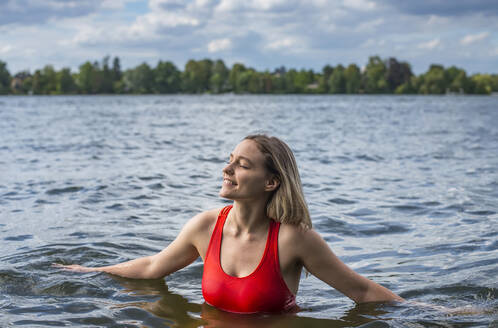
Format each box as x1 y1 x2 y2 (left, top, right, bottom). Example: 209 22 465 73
186 207 222 234
279 223 321 242
279 224 327 254
185 207 224 259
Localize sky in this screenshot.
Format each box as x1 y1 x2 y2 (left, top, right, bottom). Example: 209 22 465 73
1 0 497 75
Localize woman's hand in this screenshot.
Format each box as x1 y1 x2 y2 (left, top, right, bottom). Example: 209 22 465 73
52 263 99 273
407 301 484 315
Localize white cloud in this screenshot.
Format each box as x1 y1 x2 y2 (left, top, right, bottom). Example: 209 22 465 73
66 10 201 46
134 11 200 29
214 0 298 13
253 0 290 11
343 0 376 11
417 38 441 50
264 36 308 54
194 0 213 7
208 38 232 52
266 37 297 50
361 38 385 48
460 32 489 46
0 45 14 54
214 0 238 12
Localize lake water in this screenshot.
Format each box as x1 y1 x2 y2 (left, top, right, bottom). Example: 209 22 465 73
0 95 497 327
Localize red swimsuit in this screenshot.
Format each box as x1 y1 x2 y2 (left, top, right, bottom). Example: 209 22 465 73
202 205 297 313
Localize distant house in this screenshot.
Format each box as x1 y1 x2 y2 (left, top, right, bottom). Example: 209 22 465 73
11 71 31 94
307 82 319 90
10 77 23 93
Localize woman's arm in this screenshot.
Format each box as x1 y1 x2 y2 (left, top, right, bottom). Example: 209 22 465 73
298 228 404 303
54 210 217 279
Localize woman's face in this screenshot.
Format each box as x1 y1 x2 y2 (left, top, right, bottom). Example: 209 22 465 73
219 139 274 201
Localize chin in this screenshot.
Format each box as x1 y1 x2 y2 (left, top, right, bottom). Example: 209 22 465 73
219 189 235 200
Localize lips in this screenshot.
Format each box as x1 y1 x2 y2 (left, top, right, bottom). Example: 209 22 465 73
223 178 237 186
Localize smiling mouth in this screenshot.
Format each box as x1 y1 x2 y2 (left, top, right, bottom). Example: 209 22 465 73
223 179 237 186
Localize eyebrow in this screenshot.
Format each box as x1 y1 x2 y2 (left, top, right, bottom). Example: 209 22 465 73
229 153 254 165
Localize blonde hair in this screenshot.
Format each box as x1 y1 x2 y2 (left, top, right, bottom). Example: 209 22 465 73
244 134 312 229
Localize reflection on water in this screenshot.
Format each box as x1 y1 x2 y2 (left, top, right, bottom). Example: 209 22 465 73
0 95 497 327
110 276 391 328
110 276 497 327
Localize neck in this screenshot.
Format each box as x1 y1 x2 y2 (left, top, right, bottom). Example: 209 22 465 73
229 199 270 235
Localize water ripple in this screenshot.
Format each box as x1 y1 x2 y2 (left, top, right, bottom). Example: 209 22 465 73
1 95 497 327
46 186 84 195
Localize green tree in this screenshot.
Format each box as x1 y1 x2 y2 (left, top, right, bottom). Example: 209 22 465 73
198 59 213 92
210 73 224 94
31 65 57 94
322 65 334 80
0 60 11 94
92 61 104 93
228 63 247 93
270 75 284 94
112 57 122 82
31 70 43 94
261 71 273 93
445 66 471 93
209 59 229 93
247 70 263 93
328 65 346 94
318 65 334 93
100 56 114 93
43 65 58 94
270 66 287 94
123 62 154 94
57 68 77 94
77 61 98 94
293 69 314 93
21 75 33 94
181 59 213 93
385 58 412 92
363 56 388 93
492 75 498 92
394 79 417 94
76 61 105 94
344 64 362 94
111 57 123 92
182 60 199 93
234 69 261 93
284 69 298 93
471 74 493 95
154 60 181 93
418 64 447 94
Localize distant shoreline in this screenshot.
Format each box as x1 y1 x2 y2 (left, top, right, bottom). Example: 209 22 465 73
1 56 497 96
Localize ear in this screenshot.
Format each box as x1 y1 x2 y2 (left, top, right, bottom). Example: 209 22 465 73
265 175 280 192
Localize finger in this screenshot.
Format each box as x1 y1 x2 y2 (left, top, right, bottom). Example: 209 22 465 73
52 263 79 271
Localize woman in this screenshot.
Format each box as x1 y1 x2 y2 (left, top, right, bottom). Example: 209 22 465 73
55 134 404 313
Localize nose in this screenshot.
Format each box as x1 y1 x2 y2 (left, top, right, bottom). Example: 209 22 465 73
223 162 234 175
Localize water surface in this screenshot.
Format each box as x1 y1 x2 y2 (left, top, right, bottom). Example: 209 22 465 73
0 95 497 327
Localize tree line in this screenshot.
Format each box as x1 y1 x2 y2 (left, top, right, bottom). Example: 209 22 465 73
0 56 497 95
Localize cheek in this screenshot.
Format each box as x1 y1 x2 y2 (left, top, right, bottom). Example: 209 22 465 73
239 172 268 189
